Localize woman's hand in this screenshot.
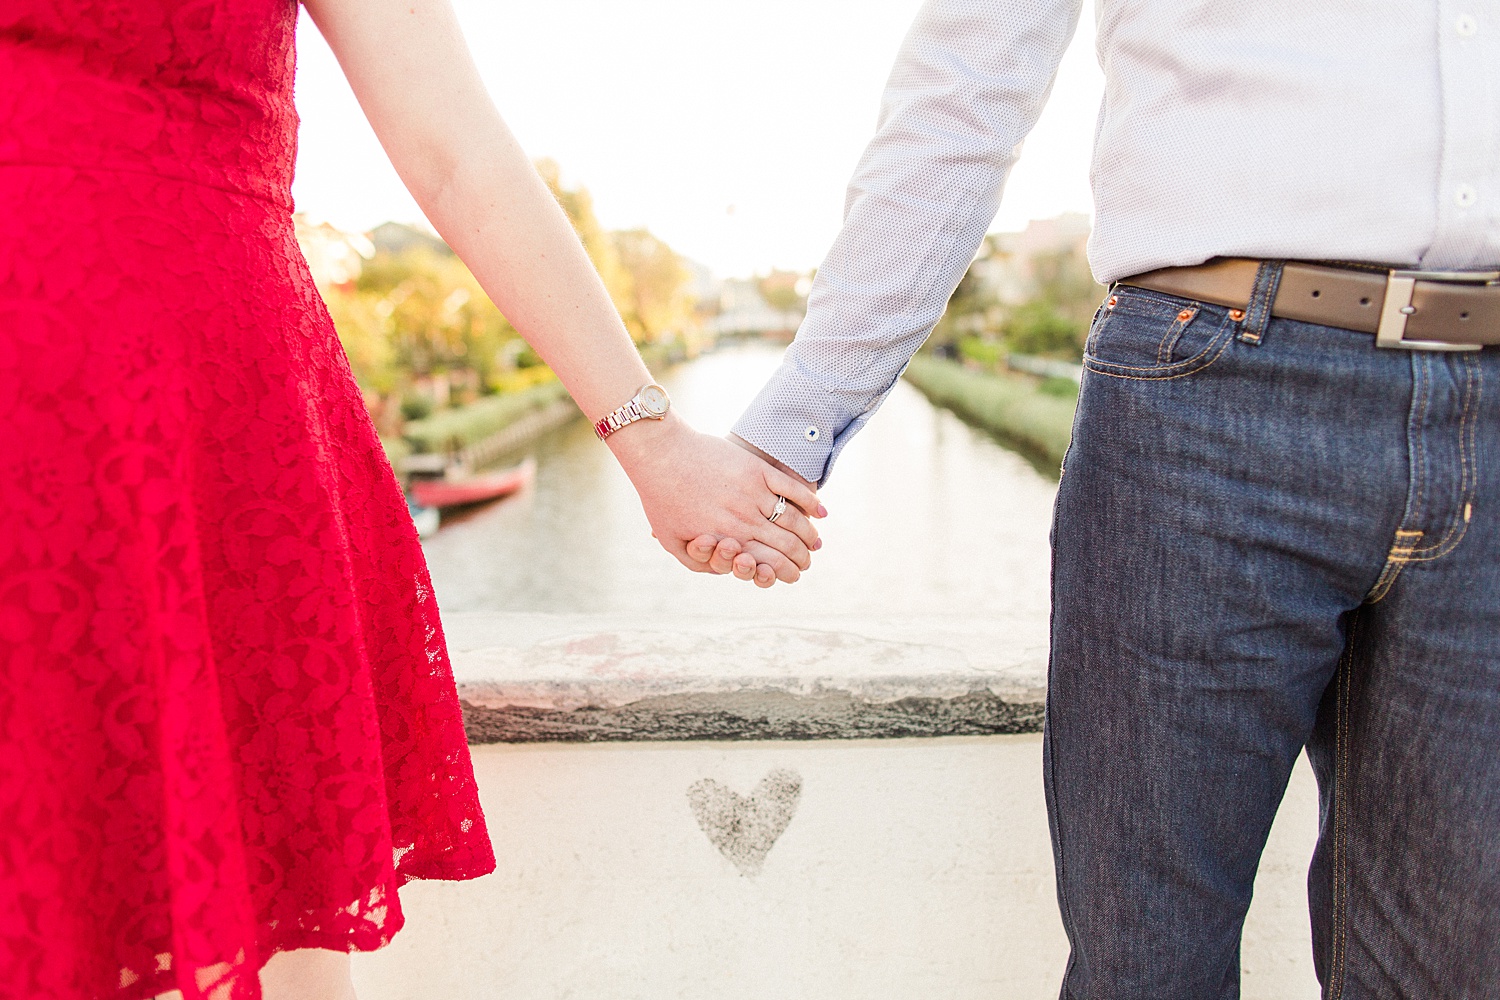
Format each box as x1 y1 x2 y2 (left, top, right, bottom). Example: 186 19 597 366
607 414 824 585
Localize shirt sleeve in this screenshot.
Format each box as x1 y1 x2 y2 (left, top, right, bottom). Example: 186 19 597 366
732 0 1085 485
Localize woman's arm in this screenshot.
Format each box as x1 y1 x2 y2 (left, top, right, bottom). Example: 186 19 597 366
301 0 821 583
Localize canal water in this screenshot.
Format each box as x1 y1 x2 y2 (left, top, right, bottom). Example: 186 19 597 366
419 342 1059 625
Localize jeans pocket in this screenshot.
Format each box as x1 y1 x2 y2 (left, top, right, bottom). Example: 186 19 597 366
1083 287 1236 381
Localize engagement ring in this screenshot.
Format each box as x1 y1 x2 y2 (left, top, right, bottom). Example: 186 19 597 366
767 495 788 523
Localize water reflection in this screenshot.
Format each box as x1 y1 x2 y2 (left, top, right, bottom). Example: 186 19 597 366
421 342 1057 624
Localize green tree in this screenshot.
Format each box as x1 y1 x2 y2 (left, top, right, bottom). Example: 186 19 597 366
997 247 1106 360
611 228 694 343
930 252 999 357
923 238 1105 363
535 158 632 311
756 269 810 314
1027 248 1105 338
315 159 705 437
1001 299 1080 357
356 248 517 389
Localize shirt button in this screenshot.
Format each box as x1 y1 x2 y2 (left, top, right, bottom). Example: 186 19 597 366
1456 13 1478 35
1455 184 1479 208
804 426 821 442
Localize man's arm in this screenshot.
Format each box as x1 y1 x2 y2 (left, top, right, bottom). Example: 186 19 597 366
733 0 1086 485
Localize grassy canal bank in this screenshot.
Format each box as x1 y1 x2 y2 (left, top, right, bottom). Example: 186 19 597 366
380 379 575 472
379 351 1080 481
901 355 1077 478
378 341 685 473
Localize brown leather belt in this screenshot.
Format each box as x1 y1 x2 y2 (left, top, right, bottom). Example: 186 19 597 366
1122 258 1500 351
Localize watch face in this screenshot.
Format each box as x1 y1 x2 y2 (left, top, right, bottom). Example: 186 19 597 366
639 384 669 416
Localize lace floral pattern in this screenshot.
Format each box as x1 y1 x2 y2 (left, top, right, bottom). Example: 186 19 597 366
0 4 495 998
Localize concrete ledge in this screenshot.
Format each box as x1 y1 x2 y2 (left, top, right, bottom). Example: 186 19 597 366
443 612 1048 743
462 691 1044 743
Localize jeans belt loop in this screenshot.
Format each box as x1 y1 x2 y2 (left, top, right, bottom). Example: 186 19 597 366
1239 260 1285 345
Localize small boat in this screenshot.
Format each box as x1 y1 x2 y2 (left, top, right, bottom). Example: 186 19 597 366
409 457 536 511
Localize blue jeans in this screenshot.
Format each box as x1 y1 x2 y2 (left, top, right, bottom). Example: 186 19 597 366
1045 273 1500 999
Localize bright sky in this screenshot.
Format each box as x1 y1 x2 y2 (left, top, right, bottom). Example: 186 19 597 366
291 1 1104 279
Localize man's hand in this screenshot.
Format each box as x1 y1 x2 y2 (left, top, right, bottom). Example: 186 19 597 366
608 414 824 586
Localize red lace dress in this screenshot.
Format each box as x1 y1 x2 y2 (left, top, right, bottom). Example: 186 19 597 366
0 3 496 997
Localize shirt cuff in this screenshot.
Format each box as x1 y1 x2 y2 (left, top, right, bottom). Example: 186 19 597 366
736 357 906 486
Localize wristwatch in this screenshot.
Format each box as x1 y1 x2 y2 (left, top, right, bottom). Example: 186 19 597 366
594 382 671 441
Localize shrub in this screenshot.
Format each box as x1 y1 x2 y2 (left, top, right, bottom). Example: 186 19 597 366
400 393 435 421
1039 377 1080 399
1003 300 1084 359
902 355 1075 474
957 336 1004 368
403 380 572 454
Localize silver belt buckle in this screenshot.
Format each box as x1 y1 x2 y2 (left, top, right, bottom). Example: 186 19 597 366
1376 269 1498 351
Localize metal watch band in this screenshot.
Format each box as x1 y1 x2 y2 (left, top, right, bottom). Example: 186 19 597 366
594 383 670 441
594 399 645 441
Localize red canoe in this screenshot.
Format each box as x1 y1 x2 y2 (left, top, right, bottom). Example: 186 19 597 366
409 458 536 510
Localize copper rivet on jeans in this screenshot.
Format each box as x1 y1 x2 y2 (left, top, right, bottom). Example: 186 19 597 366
1229 308 1246 322
1176 309 1193 321
1107 295 1118 308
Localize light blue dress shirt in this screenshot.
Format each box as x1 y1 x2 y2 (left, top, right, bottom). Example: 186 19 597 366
733 0 1500 485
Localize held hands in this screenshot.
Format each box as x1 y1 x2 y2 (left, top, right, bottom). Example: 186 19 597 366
607 413 824 588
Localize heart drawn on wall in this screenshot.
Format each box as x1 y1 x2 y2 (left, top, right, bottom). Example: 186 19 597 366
687 769 802 876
